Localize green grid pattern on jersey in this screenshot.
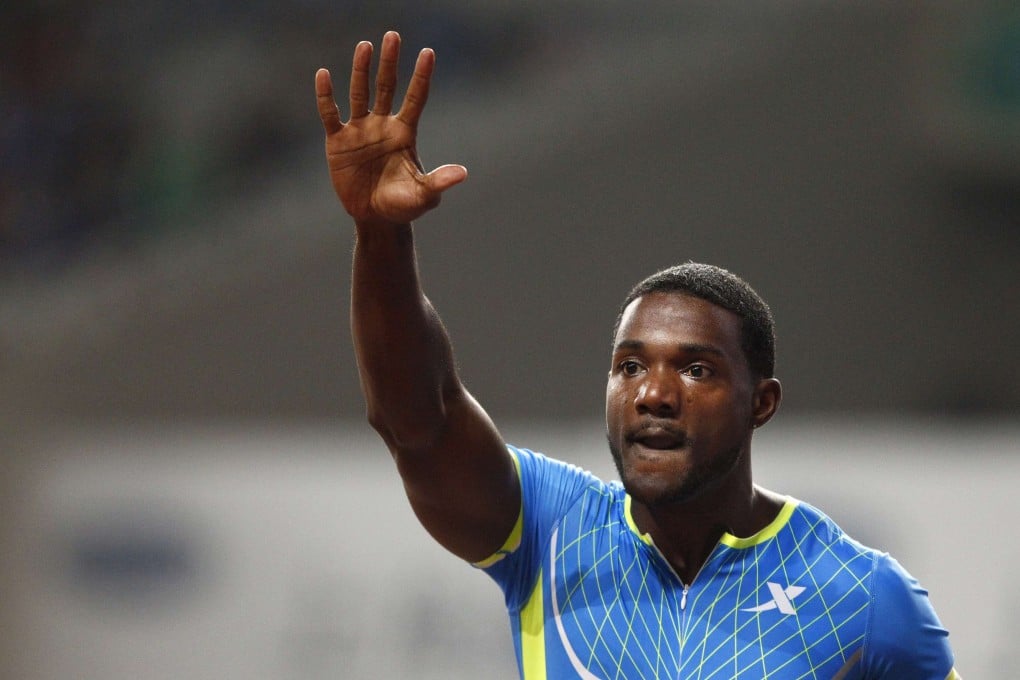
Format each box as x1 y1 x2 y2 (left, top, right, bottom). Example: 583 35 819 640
550 487 874 679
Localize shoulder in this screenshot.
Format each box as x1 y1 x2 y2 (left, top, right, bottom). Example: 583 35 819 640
508 444 625 528
508 444 610 499
785 501 942 625
478 445 620 606
861 553 955 678
783 499 879 567
784 501 957 678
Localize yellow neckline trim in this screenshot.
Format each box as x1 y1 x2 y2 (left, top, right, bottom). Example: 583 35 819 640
624 494 799 549
624 494 656 546
719 498 798 548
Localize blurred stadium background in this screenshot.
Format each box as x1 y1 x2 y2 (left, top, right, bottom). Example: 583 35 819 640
2 2 1018 677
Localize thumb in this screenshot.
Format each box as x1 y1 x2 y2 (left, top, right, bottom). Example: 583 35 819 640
426 164 468 193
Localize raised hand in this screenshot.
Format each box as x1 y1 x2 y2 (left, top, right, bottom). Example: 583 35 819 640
316 31 467 228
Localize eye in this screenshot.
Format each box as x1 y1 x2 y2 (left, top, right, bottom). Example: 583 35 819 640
619 360 643 377
683 364 713 379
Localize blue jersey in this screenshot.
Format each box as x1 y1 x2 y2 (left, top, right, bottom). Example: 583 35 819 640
478 446 959 680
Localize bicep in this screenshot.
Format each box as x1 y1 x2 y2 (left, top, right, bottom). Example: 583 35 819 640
390 385 520 563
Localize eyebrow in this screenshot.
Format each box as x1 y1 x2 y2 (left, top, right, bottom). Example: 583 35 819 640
613 339 726 357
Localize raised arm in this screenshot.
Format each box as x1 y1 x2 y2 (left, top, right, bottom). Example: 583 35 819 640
316 32 519 563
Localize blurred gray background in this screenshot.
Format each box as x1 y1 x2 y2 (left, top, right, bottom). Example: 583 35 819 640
1 1 1018 678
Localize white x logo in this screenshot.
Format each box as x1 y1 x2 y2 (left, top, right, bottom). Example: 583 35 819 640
742 582 806 615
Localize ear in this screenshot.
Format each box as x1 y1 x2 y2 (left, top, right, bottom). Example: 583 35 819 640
751 378 782 429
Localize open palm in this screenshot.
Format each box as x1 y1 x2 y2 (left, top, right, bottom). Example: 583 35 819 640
316 32 466 227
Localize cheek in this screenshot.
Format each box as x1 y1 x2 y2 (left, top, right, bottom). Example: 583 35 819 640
691 392 748 429
605 380 628 408
605 393 623 423
605 387 633 434
717 394 755 432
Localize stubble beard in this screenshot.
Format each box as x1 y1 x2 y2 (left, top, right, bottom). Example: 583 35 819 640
607 434 745 507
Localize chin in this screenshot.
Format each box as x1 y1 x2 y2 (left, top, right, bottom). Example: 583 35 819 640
616 446 744 509
628 479 702 507
610 441 681 501
619 464 703 507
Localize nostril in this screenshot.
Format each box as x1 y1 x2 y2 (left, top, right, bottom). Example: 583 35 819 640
634 379 679 415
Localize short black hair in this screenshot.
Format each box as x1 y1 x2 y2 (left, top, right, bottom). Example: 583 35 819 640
612 262 776 380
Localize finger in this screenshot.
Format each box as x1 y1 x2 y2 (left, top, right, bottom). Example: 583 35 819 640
349 40 372 119
397 47 434 127
315 69 343 135
373 30 401 115
425 164 468 194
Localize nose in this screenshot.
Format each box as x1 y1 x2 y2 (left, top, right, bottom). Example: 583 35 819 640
634 367 681 416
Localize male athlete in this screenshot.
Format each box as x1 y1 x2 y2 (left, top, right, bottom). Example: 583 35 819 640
315 32 960 679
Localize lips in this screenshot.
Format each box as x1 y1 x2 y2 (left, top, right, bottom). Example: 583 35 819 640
627 425 686 450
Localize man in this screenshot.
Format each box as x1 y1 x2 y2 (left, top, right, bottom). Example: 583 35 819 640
315 32 960 679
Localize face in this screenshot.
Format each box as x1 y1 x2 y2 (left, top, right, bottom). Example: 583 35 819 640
605 292 766 507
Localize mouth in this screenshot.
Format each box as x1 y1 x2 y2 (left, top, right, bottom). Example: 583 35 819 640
627 425 687 452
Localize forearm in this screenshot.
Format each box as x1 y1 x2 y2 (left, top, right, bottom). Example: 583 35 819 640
351 221 460 451
321 34 517 562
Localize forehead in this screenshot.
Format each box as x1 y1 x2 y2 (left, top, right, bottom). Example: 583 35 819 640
614 292 743 350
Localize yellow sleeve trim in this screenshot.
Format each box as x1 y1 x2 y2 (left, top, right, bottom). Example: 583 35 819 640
520 569 547 679
946 668 961 680
472 448 524 568
719 497 799 548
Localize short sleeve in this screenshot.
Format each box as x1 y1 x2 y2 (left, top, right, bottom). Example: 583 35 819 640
476 445 601 611
861 553 958 679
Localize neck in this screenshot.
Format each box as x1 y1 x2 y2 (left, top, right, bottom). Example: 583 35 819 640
630 481 784 585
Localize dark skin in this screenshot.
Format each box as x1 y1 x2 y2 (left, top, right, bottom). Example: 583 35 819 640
606 292 783 583
316 32 783 582
316 32 518 562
